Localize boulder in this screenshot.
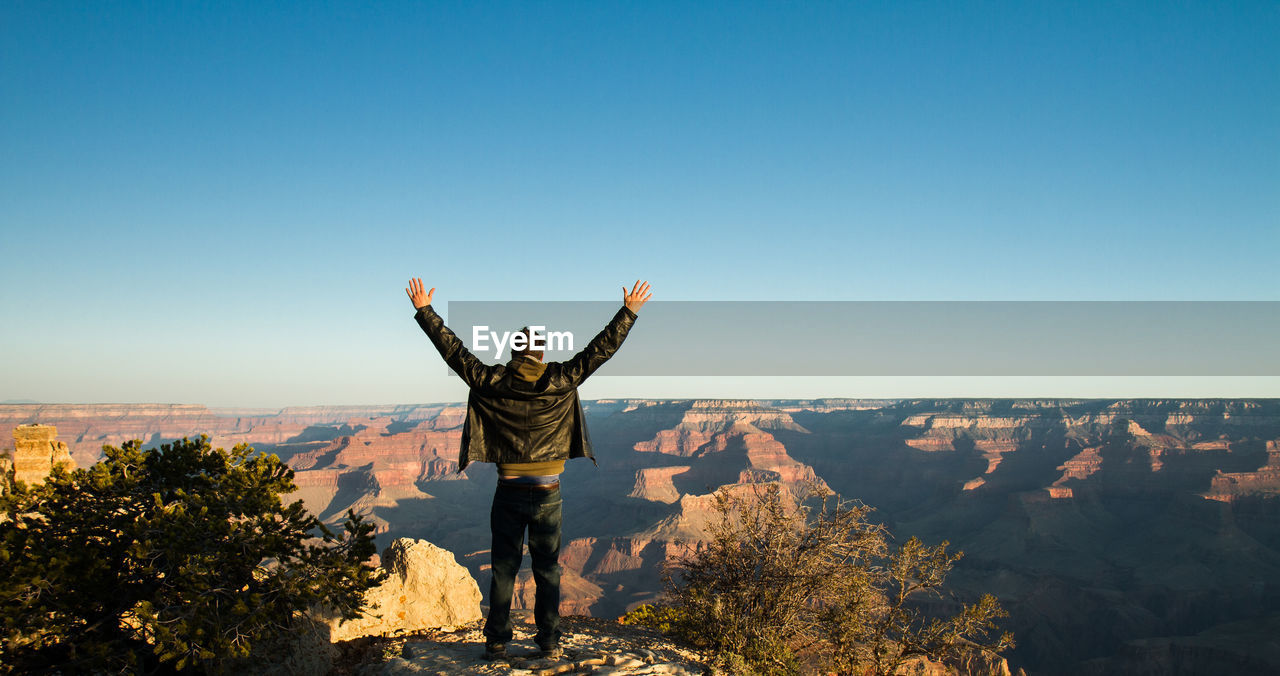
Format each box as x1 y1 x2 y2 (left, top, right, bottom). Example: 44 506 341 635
330 538 482 641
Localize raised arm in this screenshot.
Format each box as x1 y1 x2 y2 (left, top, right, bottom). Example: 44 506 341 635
406 278 489 388
623 280 652 314
561 281 651 386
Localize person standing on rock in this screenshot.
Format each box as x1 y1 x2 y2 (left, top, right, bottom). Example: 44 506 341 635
405 277 651 660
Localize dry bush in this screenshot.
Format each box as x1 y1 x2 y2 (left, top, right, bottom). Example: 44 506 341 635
626 482 1013 675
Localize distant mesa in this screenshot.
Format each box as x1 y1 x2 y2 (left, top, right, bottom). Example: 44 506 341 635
632 398 809 457
0 402 457 468
1204 439 1280 502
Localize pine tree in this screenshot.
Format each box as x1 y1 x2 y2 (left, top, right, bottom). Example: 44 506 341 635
0 435 384 673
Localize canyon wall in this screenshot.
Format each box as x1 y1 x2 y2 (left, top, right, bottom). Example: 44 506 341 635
0 403 455 467
10 398 1280 674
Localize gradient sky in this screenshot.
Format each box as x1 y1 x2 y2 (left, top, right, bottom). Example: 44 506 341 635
2 1 1277 407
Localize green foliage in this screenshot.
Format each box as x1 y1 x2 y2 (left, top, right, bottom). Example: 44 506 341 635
0 435 386 674
619 603 695 635
645 482 1013 676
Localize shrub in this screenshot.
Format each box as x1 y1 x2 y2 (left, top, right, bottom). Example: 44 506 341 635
0 435 385 673
619 603 695 635
634 482 1012 675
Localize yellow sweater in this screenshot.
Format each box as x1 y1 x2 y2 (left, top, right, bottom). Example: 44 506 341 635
497 460 565 477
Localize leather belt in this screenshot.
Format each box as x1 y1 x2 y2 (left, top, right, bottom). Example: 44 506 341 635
498 480 560 490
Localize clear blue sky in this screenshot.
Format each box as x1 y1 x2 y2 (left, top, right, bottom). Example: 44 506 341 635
2 1 1277 407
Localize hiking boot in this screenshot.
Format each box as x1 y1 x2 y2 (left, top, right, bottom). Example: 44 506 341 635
483 642 508 660
538 645 563 660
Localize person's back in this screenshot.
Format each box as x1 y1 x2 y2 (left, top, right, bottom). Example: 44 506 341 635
405 278 651 660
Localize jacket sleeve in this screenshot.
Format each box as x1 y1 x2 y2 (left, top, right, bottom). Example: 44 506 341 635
414 305 489 388
560 305 637 387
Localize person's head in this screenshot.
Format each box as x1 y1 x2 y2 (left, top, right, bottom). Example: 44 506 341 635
511 326 544 362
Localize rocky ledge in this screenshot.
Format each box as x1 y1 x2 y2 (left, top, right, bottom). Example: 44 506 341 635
360 615 709 676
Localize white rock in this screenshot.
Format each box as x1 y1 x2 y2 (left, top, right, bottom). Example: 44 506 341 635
606 655 646 668
330 538 483 642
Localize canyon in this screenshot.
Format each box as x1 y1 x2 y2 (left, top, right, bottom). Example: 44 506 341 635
5 398 1280 674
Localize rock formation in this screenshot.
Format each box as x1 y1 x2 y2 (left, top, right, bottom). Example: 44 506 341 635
1204 439 1280 501
5 424 76 485
628 466 690 503
330 538 483 642
632 399 808 457
284 415 464 531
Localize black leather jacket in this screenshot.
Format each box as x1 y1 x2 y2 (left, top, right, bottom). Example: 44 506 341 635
414 304 638 472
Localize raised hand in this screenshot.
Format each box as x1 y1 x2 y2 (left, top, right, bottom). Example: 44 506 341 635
623 280 652 313
406 277 435 309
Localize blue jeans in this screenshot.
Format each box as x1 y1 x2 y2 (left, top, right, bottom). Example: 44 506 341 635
483 483 563 649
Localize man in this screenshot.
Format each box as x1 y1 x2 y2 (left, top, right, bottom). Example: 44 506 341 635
404 277 651 660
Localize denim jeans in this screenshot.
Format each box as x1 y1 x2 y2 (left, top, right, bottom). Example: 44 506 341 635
483 483 563 649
